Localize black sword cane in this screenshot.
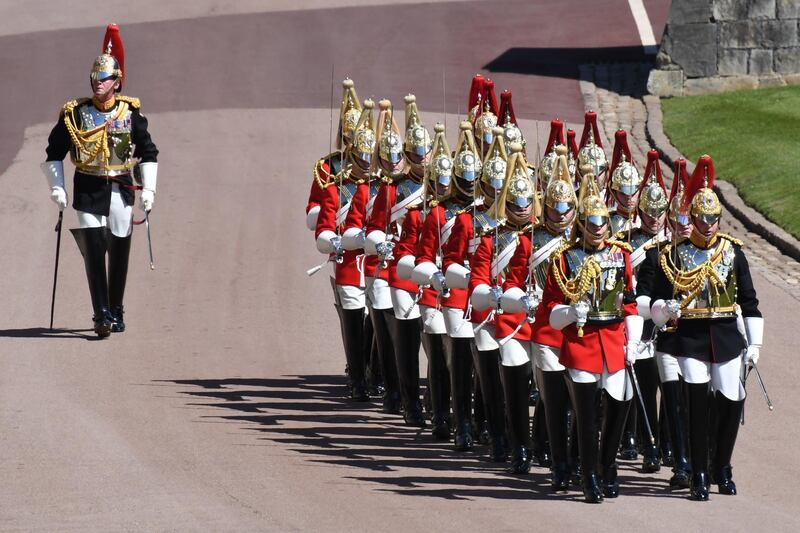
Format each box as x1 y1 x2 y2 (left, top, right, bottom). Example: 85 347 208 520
49 210 63 330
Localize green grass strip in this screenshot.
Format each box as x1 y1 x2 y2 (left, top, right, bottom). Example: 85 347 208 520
662 85 800 239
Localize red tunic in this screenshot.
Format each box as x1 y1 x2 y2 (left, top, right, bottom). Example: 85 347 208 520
315 181 365 287
505 233 562 348
440 211 472 311
392 207 424 293
414 204 446 308
307 157 335 214
541 242 637 374
366 182 413 286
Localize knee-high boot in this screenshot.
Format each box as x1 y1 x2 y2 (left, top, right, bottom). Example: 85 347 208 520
107 232 131 333
71 228 113 338
372 309 400 412
539 369 571 491
567 379 602 503
473 369 490 445
422 332 451 440
619 395 638 460
661 379 690 488
392 316 424 426
685 381 711 501
659 393 675 467
531 391 551 468
446 336 474 451
364 312 383 396
340 308 369 401
712 391 745 495
501 362 533 473
634 358 661 472
599 393 632 498
473 347 507 462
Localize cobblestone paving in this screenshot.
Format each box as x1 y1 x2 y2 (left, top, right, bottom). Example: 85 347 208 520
579 63 800 302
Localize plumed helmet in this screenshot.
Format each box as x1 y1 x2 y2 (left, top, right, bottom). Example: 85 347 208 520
403 94 431 156
351 99 376 164
337 79 362 149
609 131 641 195
426 123 454 198
637 150 668 218
376 99 404 165
480 127 508 194
686 154 721 221
91 24 125 89
453 121 482 195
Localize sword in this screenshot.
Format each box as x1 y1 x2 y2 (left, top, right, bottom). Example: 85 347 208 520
627 361 655 445
145 210 155 270
49 210 63 330
751 361 774 411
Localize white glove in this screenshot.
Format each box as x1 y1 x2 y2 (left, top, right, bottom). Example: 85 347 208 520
341 227 366 250
743 345 760 365
305 206 320 231
445 263 470 289
635 295 652 321
139 161 157 211
411 261 438 286
471 284 495 311
549 302 589 330
396 255 416 280
50 186 68 209
365 230 386 255
625 341 641 365
651 299 681 327
500 287 527 313
431 271 449 295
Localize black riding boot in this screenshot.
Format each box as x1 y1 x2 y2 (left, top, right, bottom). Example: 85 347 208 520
422 332 451 440
446 336 474 451
686 382 711 501
531 393 552 468
473 372 491 445
106 232 131 333
501 362 533 474
341 308 369 401
600 393 632 498
661 379 691 488
567 379 602 503
634 358 661 473
619 398 638 460
567 407 581 483
539 368 571 491
371 308 400 412
392 316 425 427
712 391 745 495
659 393 675 467
472 347 507 462
364 312 384 397
71 228 113 338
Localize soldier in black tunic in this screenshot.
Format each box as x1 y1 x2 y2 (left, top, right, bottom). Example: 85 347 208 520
42 25 158 337
643 155 762 501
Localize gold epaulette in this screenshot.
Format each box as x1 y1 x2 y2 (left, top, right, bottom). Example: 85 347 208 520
718 233 743 246
61 98 90 116
644 240 661 251
429 199 440 208
553 238 576 257
606 239 633 253
116 95 141 108
313 159 333 189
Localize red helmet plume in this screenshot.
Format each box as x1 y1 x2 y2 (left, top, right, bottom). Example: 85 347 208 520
544 119 565 155
579 111 603 148
498 90 517 126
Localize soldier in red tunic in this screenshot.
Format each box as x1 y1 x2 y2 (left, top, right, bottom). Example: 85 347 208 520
542 172 642 503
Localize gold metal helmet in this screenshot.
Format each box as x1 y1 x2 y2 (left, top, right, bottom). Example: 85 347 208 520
426 123 454 199
351 99 376 164
475 102 498 147
610 153 642 196
403 94 431 157
577 129 608 177
91 25 125 88
669 159 690 223
453 121 482 196
577 172 609 222
498 90 525 153
637 150 668 218
687 155 721 220
337 79 362 149
376 99 403 165
545 154 578 231
498 143 537 225
479 127 508 194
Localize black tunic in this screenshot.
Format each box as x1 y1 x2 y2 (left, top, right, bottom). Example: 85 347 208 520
636 239 761 363
44 99 158 216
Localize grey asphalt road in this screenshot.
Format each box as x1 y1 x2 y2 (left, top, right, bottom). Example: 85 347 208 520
2 2 797 531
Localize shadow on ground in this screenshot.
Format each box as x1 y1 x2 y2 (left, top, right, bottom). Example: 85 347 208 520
159 375 684 501
484 46 654 98
0 326 96 340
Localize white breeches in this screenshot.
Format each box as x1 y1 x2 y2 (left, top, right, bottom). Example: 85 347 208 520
473 324 499 351
655 351 682 383
677 356 745 401
499 338 531 367
77 183 132 238
420 304 446 334
443 306 474 338
335 284 366 310
567 363 633 402
533 343 565 372
391 287 421 320
366 276 393 310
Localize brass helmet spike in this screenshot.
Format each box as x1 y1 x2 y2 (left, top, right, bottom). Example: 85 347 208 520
351 98 376 165
377 99 403 165
577 128 608 177
426 122 454 200
610 151 642 197
544 154 578 232
403 94 432 157
498 143 536 226
453 121 482 195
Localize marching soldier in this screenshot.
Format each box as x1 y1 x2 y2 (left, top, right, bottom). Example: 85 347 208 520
43 24 158 337
363 97 430 426
413 121 482 451
635 157 693 489
403 125 455 439
500 151 577 490
315 99 377 401
450 126 509 462
645 155 762 501
627 149 670 473
542 172 642 503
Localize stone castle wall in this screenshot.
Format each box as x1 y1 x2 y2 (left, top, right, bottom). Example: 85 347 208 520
648 0 800 96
